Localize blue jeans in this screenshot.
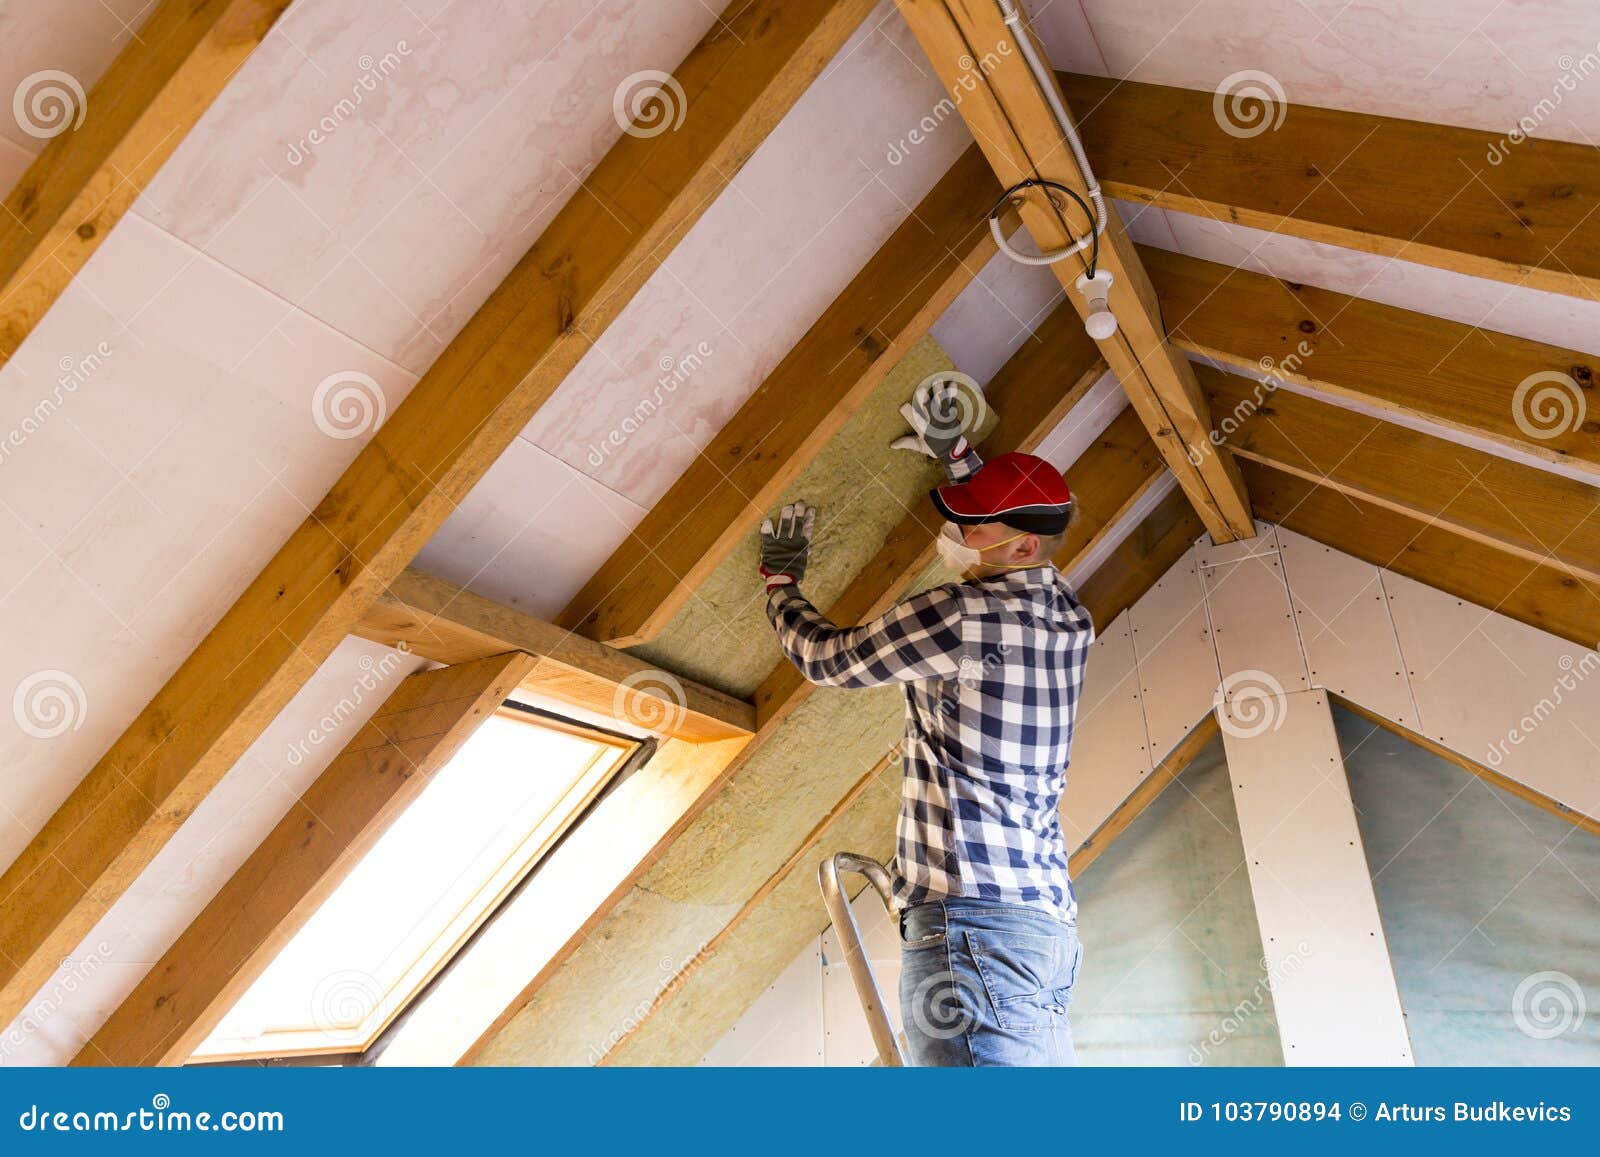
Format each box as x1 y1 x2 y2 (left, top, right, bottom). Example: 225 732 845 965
898 896 1083 1067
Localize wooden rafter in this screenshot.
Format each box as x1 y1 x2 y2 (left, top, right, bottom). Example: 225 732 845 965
74 652 536 1067
1242 460 1600 648
559 145 1014 646
352 569 754 742
1146 246 1600 479
1062 72 1600 302
0 0 876 1028
894 0 1255 542
0 0 290 363
1202 365 1600 585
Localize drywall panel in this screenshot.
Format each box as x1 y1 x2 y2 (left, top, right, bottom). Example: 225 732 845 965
1071 735 1283 1066
1201 528 1311 697
1128 546 1219 759
1221 689 1413 1066
413 438 647 621
699 944 824 1067
929 248 1064 387
1276 529 1418 727
1384 571 1600 819
1060 612 1151 849
1337 707 1600 1066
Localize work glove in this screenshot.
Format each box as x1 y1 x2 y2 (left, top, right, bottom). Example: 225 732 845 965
759 502 816 591
891 377 978 465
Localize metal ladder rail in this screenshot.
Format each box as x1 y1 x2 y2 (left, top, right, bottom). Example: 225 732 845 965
817 852 906 1067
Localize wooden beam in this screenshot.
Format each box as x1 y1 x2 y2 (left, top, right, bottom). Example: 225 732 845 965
754 299 1107 729
1242 460 1600 649
1077 484 1203 630
559 145 1012 646
1332 696 1600 838
353 569 754 741
0 0 875 1029
1202 365 1600 584
75 651 535 1066
894 0 1254 542
0 0 290 363
1062 72 1600 303
1145 246 1600 479
1069 712 1220 876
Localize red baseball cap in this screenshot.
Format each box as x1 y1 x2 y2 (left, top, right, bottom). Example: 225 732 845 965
931 451 1074 534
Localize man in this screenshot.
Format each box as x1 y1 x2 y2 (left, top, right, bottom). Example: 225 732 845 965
758 378 1095 1067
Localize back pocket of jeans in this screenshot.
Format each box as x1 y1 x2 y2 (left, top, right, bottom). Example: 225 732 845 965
964 928 1065 1033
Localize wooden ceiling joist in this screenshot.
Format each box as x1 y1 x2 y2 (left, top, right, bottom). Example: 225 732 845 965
0 0 875 1028
1242 460 1600 648
1061 72 1600 303
894 0 1255 543
1202 365 1600 585
1145 246 1600 479
353 569 754 742
75 652 536 1067
559 145 1012 646
0 0 291 364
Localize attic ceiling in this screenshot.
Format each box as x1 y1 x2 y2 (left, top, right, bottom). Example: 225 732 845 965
1 0 1597 1065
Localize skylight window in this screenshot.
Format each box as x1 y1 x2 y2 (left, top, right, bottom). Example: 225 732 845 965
192 706 636 1062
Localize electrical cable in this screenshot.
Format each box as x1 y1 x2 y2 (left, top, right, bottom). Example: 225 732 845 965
987 178 1099 274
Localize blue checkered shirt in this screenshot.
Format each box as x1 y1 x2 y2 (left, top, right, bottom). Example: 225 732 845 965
765 458 1094 923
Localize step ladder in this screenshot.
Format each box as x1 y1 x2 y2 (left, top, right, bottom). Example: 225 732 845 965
816 852 907 1066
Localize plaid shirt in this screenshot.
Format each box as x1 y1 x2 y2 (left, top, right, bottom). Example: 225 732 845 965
765 454 1095 922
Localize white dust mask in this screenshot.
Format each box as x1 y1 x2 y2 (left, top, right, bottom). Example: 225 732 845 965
936 521 1029 572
